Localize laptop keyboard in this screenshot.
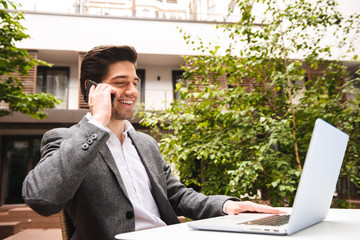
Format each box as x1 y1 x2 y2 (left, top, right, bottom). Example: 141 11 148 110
242 214 290 226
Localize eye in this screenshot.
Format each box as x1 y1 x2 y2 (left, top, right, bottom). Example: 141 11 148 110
133 80 139 87
114 81 126 86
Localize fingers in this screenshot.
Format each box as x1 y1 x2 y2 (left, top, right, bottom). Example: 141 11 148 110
250 202 285 214
89 83 116 127
89 83 117 106
224 200 286 215
89 83 116 99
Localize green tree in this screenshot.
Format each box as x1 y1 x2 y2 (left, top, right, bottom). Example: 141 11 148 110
0 0 60 119
141 0 360 207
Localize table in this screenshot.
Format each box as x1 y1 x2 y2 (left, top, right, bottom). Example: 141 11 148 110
115 208 360 240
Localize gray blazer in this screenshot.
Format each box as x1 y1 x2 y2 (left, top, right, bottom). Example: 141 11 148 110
22 116 233 240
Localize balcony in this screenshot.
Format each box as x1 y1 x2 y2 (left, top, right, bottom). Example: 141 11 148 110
17 0 237 23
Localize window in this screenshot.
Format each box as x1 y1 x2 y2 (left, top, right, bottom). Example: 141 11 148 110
36 66 70 109
172 70 184 100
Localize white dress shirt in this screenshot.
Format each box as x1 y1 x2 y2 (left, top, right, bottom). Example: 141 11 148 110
87 113 166 230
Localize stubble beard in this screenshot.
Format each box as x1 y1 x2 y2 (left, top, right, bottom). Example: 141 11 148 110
112 107 134 121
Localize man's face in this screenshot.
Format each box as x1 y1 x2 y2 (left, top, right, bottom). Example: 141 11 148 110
102 61 139 120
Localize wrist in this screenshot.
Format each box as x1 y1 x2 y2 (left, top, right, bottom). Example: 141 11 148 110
92 115 109 127
89 119 110 133
223 200 229 215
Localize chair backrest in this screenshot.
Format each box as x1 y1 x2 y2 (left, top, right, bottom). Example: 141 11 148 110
59 209 75 240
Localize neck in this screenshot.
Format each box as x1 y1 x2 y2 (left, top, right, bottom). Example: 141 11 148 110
107 118 126 144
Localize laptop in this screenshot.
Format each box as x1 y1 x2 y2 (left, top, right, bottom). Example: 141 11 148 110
188 118 349 235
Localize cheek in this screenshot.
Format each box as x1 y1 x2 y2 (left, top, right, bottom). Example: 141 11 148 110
133 88 139 99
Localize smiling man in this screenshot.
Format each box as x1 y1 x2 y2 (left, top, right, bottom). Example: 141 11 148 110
22 45 282 240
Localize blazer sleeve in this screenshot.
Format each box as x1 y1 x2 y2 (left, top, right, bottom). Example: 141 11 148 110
163 155 236 220
22 120 110 216
135 132 238 220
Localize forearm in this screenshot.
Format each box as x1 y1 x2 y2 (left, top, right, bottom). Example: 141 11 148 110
164 164 236 220
175 188 233 220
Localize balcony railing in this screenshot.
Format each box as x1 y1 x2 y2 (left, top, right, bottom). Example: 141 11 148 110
17 0 239 23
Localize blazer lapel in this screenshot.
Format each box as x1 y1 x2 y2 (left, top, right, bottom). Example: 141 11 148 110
128 129 180 224
79 116 130 199
99 147 130 199
127 129 158 182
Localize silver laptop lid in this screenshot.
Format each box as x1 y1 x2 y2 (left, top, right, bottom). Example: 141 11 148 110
287 118 349 235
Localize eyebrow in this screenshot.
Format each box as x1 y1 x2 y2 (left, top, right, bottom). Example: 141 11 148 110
111 75 140 81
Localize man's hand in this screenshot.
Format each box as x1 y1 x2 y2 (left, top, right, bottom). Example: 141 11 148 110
224 200 286 215
88 83 119 127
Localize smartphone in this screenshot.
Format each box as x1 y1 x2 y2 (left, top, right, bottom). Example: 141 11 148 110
84 80 115 106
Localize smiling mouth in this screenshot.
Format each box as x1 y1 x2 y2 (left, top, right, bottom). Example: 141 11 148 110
119 100 133 105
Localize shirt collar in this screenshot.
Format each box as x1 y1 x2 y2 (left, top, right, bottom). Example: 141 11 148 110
123 119 135 134
85 112 135 134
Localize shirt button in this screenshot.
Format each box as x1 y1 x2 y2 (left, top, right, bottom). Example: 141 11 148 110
91 134 98 140
81 143 89 150
87 139 94 145
126 211 134 220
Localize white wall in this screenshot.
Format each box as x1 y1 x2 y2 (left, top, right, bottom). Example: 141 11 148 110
141 65 177 110
17 12 228 56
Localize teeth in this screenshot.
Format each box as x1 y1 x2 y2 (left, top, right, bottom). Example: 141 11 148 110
120 100 132 104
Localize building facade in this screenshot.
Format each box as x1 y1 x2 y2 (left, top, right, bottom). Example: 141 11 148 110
0 0 237 206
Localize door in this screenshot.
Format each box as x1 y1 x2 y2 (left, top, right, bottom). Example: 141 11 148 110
1 136 41 204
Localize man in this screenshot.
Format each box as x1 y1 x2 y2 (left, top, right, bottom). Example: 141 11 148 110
22 45 282 240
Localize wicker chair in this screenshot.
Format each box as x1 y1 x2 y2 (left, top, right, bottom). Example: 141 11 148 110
59 209 74 240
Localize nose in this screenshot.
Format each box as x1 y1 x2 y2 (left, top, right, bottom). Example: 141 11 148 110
124 82 138 97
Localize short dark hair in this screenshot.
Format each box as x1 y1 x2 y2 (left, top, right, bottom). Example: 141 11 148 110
80 45 137 97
